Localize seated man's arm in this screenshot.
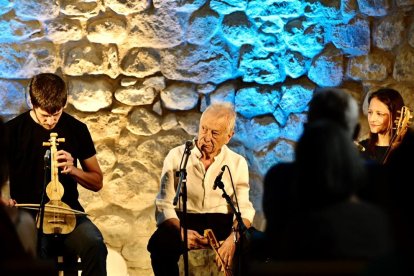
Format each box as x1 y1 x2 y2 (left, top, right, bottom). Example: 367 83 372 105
216 157 255 271
72 155 103 192
155 148 208 250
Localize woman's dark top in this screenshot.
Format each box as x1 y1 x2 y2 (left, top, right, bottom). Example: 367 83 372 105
357 139 392 209
359 139 389 164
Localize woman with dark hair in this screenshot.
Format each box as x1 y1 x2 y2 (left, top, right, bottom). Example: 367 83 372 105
359 88 405 164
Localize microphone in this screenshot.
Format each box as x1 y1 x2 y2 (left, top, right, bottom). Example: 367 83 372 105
353 141 365 152
185 139 195 150
213 166 226 190
44 149 51 162
44 149 51 169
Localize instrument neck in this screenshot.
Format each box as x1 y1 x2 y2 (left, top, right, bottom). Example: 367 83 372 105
50 145 58 187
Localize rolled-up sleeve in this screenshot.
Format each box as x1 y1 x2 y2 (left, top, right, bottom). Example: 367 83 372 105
155 149 179 226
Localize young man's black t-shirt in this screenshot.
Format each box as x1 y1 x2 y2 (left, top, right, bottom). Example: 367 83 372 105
6 111 96 212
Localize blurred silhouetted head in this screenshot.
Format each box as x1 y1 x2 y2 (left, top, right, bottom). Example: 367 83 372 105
308 88 360 140
295 120 366 208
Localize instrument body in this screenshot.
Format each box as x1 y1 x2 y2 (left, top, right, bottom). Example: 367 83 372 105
204 229 233 276
41 132 76 234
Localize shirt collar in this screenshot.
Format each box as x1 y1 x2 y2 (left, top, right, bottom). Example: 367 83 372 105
193 143 228 163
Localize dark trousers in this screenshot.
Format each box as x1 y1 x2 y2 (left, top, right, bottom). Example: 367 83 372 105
147 213 233 276
39 216 108 276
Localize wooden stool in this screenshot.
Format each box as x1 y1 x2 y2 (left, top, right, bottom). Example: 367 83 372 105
56 255 82 276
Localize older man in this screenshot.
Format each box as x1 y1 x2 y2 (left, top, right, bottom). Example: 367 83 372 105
147 102 255 276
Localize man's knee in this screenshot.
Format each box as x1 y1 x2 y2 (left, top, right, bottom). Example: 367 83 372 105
81 236 107 259
148 227 182 255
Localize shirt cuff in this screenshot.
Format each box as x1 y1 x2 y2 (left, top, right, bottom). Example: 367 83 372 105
156 208 179 226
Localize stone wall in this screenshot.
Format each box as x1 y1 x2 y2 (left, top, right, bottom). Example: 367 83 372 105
1 0 414 275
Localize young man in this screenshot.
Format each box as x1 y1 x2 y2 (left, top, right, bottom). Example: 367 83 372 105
147 102 255 276
5 73 107 276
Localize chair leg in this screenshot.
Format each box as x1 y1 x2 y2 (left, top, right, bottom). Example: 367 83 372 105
56 255 81 276
57 256 64 276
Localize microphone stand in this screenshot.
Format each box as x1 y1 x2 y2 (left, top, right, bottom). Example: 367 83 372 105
214 179 247 276
173 144 192 276
37 150 50 256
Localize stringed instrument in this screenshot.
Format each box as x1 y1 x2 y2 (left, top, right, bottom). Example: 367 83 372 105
40 132 76 234
204 229 233 276
383 106 412 164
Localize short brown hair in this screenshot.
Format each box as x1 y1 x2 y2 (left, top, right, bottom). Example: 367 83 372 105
29 73 67 114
